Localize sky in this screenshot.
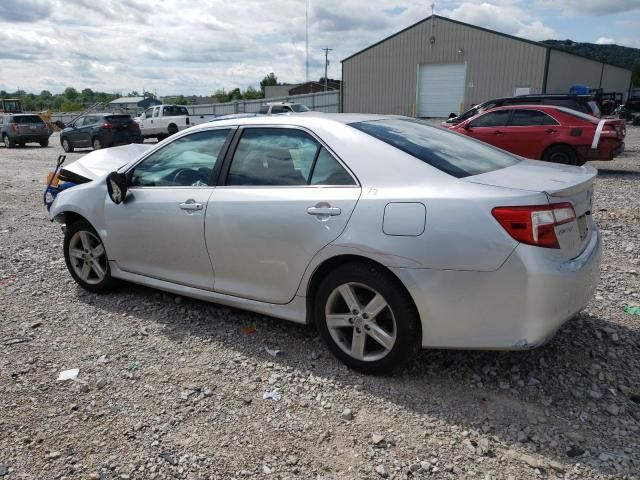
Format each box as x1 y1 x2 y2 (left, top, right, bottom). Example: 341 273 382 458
0 0 638 96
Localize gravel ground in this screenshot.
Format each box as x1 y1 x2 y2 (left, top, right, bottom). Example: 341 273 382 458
1 127 639 480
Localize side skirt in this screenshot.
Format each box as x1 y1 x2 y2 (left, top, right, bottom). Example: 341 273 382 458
110 262 308 324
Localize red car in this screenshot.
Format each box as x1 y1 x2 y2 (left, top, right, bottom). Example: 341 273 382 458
448 105 625 165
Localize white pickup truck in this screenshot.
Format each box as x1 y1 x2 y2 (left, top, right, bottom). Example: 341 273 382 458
137 105 192 140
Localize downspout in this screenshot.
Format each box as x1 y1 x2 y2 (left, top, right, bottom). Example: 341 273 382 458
542 48 550 93
599 61 605 89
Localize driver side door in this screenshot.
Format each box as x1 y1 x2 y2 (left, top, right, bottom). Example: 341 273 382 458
103 128 233 289
464 110 512 151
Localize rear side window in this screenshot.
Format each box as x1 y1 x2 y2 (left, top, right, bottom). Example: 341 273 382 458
350 119 520 178
511 110 559 126
469 110 511 127
310 148 355 185
12 115 45 124
163 106 189 116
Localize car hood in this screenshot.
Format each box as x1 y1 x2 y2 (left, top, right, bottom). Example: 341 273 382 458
464 159 597 196
61 143 152 181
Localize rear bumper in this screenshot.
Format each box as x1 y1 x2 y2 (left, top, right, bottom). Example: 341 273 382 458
392 229 601 349
579 141 624 161
102 131 143 146
11 133 49 142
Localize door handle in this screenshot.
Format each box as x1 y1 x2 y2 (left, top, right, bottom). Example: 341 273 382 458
493 130 503 135
179 199 203 211
307 206 341 216
546 129 557 134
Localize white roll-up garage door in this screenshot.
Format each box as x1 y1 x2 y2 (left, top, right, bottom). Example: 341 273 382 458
417 63 466 118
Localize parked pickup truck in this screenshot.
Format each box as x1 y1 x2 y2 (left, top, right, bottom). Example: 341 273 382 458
137 105 191 140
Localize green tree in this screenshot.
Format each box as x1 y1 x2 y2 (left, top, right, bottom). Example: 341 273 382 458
259 72 279 94
60 99 80 112
64 87 79 101
243 86 263 100
632 62 640 87
214 89 230 103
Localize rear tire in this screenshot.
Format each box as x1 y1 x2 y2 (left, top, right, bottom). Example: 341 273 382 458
40 139 49 147
62 137 74 153
63 220 117 293
542 145 578 165
92 137 102 150
3 135 16 148
314 262 421 375
167 124 178 136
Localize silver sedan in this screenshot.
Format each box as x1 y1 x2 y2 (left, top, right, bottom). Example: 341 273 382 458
48 114 602 373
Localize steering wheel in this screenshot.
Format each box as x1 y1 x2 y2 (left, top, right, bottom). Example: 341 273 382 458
172 168 204 186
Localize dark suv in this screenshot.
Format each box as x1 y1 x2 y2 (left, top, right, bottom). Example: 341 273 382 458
445 94 601 125
0 114 51 148
60 113 142 152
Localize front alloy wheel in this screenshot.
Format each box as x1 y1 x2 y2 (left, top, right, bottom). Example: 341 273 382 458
315 263 421 374
64 221 116 293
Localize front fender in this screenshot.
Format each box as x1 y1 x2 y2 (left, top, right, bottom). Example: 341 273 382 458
48 177 108 234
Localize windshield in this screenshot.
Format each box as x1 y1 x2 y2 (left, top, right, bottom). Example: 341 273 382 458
163 106 189 116
350 118 520 178
290 104 310 112
12 115 45 124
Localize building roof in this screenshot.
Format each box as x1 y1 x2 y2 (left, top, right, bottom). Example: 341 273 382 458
341 14 631 72
109 96 147 104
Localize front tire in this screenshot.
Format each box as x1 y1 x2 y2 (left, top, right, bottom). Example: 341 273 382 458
314 263 421 374
62 137 74 152
40 139 49 147
543 145 578 165
63 220 116 293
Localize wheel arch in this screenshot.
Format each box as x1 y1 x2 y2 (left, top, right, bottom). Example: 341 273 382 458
541 142 579 158
305 254 422 336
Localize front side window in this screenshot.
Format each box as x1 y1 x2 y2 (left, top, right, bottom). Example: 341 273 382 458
351 118 519 178
130 129 230 187
226 128 317 186
153 107 160 118
469 110 511 128
143 108 153 118
73 117 85 128
511 110 559 126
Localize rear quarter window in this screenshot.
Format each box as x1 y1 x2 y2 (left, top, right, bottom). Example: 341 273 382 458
351 119 520 178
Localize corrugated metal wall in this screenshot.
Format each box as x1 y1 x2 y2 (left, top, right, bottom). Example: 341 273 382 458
546 50 632 96
601 64 632 97
545 50 602 93
342 17 547 116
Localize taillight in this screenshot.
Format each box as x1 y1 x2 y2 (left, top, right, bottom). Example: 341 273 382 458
101 122 114 129
492 203 576 249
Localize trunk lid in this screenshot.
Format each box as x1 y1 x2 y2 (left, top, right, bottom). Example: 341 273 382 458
465 160 597 259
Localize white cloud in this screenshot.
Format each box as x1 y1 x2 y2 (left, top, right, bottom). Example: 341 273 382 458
536 0 640 15
448 2 558 40
595 37 616 45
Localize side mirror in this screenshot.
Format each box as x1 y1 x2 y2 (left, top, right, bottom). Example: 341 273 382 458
106 172 128 204
464 123 472 130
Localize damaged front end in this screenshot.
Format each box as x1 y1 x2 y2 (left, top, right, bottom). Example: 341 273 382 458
43 155 93 210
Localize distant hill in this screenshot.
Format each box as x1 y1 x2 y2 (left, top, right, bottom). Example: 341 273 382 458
542 40 640 70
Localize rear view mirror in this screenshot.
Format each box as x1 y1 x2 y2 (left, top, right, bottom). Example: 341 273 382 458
106 172 128 204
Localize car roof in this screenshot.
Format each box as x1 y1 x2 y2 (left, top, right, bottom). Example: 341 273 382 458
191 112 391 130
487 104 564 111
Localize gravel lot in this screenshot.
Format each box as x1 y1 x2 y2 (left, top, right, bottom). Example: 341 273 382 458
1 127 639 480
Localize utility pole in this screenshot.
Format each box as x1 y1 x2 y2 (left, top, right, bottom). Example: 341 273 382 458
322 47 333 91
305 0 310 82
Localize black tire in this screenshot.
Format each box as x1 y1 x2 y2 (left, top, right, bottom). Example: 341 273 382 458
63 220 117 293
40 139 49 147
167 124 178 136
314 262 421 375
62 137 74 153
3 134 16 148
92 137 102 150
542 145 578 165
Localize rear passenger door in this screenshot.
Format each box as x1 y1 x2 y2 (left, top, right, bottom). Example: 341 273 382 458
205 127 361 304
502 109 560 159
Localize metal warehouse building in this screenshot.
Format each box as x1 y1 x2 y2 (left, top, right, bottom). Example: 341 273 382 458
341 15 632 117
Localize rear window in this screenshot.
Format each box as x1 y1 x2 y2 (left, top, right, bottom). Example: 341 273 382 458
12 115 45 124
105 115 132 123
350 119 520 178
163 106 189 116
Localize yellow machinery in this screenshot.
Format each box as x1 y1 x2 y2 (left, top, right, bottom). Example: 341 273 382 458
0 98 22 113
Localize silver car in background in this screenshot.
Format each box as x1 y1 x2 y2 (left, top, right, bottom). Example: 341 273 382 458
48 114 601 373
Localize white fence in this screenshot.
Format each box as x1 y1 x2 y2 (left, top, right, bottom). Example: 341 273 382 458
49 90 340 124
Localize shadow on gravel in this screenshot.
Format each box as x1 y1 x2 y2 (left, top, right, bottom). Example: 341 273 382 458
77 283 640 476
596 168 640 178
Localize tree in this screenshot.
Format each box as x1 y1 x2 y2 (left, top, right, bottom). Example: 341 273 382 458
243 86 262 100
214 89 229 103
60 100 80 112
259 72 279 93
632 62 640 87
64 87 79 101
40 90 52 99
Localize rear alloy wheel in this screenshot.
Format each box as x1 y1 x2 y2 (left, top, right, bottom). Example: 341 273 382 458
3 135 15 148
543 145 578 165
62 137 74 153
64 220 116 293
315 263 420 374
92 137 102 150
